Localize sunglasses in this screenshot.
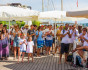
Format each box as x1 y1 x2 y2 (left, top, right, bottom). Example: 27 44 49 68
83 30 86 31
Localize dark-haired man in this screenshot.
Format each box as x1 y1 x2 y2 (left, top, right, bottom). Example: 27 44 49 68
59 24 71 64
73 28 88 62
27 25 35 41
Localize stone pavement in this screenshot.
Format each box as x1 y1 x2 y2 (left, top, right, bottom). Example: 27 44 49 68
0 54 86 70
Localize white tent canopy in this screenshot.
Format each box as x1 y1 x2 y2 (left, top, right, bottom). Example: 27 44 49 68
39 11 85 21
0 6 39 21
66 8 88 18
39 11 66 20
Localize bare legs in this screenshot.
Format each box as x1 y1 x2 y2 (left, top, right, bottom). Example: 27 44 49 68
37 48 41 57
59 53 68 64
46 47 51 55
28 53 33 63
14 47 20 63
14 47 16 59
17 47 20 63
46 47 48 55
55 46 61 54
49 47 51 55
22 52 25 62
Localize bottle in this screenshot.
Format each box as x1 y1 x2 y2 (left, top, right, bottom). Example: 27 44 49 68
75 36 78 42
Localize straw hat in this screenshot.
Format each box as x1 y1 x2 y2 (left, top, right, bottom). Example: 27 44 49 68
24 25 29 28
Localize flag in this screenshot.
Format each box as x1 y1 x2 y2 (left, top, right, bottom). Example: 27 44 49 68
77 0 78 7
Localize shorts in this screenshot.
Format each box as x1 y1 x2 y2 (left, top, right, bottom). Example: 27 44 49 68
56 40 61 46
46 40 53 47
37 40 43 48
43 40 45 46
20 50 26 52
83 49 87 51
60 43 69 54
53 38 55 43
13 40 20 47
34 39 37 47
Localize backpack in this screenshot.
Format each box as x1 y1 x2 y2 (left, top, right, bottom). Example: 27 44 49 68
63 29 65 34
86 58 88 68
61 29 65 40
67 54 73 62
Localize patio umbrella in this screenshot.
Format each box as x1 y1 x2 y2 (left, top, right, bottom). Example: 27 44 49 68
66 8 88 18
39 11 85 21
0 6 39 21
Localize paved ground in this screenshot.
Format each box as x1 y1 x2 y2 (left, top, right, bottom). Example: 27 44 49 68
0 54 87 70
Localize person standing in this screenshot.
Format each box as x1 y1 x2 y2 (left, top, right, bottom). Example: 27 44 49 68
0 26 9 60
26 36 34 63
45 25 54 55
55 25 63 54
69 25 79 52
59 24 70 64
36 26 43 57
33 25 37 55
27 25 35 41
20 33 27 63
13 25 21 63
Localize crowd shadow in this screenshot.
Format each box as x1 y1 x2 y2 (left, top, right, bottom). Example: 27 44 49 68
1 55 85 70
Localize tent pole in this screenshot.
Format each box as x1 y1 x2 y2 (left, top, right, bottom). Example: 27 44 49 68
9 20 10 33
55 18 56 48
9 19 10 57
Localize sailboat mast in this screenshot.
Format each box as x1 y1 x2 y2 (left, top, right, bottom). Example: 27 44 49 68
61 0 63 11
42 0 44 12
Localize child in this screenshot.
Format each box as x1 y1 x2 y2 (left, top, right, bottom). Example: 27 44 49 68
26 36 34 63
20 33 27 63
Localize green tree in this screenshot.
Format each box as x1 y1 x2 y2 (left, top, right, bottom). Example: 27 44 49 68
16 21 25 28
32 20 40 27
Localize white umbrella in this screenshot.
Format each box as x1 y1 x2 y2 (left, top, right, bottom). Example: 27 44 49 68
39 11 85 21
0 6 39 21
66 8 88 18
39 11 66 20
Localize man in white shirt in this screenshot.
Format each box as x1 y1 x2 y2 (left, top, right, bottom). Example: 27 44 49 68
69 25 79 52
72 28 88 62
59 24 71 64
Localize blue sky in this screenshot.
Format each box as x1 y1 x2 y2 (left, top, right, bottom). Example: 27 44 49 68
0 0 88 23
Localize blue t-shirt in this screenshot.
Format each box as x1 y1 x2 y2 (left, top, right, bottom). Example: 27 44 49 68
36 31 43 41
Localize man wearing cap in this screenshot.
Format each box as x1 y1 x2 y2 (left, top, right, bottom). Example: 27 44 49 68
22 25 29 38
27 25 35 41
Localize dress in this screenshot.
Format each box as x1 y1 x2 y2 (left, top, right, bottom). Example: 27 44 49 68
13 34 20 47
20 39 27 52
0 40 2 58
26 41 34 53
0 37 9 58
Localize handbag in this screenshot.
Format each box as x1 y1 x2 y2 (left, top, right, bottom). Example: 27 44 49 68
2 44 7 48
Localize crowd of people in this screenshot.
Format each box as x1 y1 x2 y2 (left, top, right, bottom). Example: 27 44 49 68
0 22 88 64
